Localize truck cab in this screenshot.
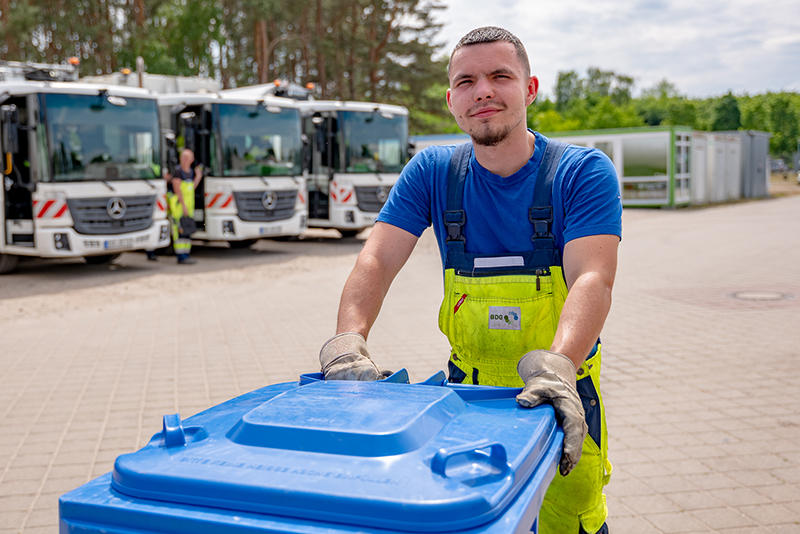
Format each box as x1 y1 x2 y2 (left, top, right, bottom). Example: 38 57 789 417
0 78 170 273
157 92 307 247
297 101 409 237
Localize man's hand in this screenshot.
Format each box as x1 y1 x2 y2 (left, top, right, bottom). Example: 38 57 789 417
516 350 587 476
319 332 385 381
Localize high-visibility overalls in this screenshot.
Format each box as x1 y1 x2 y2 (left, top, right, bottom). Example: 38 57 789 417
167 172 195 259
438 141 612 534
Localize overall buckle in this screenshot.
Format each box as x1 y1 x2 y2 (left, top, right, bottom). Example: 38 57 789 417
444 210 466 242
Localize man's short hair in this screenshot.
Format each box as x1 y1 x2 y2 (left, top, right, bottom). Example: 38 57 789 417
448 26 530 79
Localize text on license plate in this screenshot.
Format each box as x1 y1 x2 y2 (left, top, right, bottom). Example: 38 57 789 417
259 226 282 236
104 238 134 250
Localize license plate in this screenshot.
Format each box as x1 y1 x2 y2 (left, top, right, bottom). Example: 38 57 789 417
104 238 134 250
259 226 282 236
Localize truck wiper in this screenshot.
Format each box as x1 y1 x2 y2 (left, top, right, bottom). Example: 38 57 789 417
133 176 157 189
101 180 116 191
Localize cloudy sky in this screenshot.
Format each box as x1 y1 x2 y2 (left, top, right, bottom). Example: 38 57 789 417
432 0 800 99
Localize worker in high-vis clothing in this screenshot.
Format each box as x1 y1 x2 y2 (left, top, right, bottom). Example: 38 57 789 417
318 27 621 534
168 148 203 264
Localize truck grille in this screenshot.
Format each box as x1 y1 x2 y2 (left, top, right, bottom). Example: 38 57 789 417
355 185 392 213
67 195 155 235
233 190 297 222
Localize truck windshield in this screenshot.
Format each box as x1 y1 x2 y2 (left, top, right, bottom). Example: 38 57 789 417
219 103 302 177
44 93 161 182
341 110 408 173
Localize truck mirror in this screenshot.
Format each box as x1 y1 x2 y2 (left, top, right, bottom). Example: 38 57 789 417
301 134 310 172
1 104 20 156
162 129 179 170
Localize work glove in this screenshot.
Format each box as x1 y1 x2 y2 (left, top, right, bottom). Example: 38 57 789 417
516 350 587 477
319 332 387 381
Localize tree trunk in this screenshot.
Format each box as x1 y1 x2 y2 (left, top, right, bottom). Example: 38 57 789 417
134 0 145 27
255 19 269 84
348 3 357 100
315 0 327 98
2 0 17 58
299 10 311 85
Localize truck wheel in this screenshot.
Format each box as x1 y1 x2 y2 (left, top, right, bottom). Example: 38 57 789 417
84 254 120 265
0 253 19 274
228 239 259 249
339 229 362 238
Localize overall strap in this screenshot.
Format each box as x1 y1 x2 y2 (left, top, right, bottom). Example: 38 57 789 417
443 142 472 254
530 139 567 265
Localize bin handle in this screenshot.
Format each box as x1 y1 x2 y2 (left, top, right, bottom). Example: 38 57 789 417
431 440 508 477
162 413 186 448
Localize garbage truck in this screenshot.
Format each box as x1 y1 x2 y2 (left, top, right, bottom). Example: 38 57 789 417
223 82 409 238
0 60 170 274
298 100 409 237
155 91 307 247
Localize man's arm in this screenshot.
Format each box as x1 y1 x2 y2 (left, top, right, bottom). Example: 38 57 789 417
551 234 619 369
336 222 419 337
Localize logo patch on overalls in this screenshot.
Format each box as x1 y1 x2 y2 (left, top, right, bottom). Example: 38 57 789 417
488 306 521 330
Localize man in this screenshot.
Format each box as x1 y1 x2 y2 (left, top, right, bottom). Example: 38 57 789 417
167 148 203 265
319 27 621 534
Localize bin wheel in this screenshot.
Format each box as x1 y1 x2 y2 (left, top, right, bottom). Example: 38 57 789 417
0 253 19 274
228 239 259 249
84 253 120 265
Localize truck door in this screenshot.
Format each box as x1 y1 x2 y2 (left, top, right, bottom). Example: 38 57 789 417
1 96 35 248
176 106 208 231
307 114 338 220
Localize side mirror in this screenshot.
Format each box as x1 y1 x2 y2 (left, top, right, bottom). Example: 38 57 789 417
301 134 310 173
162 128 179 171
407 141 415 161
1 105 20 157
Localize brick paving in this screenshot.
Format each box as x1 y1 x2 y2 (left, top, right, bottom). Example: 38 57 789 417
1 194 799 533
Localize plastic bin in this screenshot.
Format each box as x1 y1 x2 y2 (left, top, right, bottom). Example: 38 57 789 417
59 370 563 534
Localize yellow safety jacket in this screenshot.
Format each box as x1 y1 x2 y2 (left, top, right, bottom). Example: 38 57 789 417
437 141 612 534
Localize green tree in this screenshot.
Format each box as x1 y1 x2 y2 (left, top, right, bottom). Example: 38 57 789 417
555 70 582 113
711 92 741 131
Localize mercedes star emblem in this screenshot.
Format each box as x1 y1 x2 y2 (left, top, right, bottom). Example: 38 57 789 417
107 197 126 220
262 191 278 210
376 186 390 204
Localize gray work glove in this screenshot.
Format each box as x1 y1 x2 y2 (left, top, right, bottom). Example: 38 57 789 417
516 350 588 477
319 332 385 381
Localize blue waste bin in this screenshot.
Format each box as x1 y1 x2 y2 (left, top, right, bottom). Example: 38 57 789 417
59 370 563 534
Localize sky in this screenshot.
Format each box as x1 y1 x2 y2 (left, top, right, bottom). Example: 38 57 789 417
432 0 800 100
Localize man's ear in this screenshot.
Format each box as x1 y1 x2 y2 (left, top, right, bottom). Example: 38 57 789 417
446 87 453 114
526 76 539 106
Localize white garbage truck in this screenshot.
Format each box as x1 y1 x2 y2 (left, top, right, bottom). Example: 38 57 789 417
223 83 409 238
297 100 409 237
156 91 307 247
0 60 170 274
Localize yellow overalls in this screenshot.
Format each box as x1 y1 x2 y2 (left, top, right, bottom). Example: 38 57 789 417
438 141 612 534
167 173 195 258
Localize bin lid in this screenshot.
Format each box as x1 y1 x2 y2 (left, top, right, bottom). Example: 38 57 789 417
112 377 557 532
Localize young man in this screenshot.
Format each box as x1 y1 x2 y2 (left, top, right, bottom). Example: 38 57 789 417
167 148 203 265
319 27 621 534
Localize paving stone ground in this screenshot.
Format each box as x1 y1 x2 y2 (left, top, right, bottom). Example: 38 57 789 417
1 193 798 533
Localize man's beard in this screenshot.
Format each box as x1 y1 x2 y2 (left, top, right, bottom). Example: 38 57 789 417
470 123 514 147
467 113 524 147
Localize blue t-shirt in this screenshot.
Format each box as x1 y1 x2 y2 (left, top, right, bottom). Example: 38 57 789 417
377 132 622 265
